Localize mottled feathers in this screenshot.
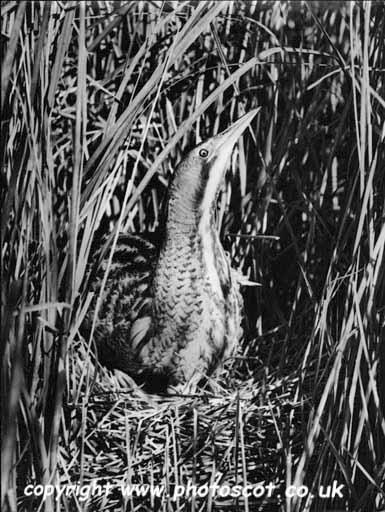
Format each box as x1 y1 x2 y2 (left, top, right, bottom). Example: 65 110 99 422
82 231 243 392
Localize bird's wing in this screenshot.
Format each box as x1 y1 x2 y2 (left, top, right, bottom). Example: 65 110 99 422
81 233 156 371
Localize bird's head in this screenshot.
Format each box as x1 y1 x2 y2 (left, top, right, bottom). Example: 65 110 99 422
167 108 260 231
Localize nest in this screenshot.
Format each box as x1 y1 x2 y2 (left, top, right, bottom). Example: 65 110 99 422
51 338 303 511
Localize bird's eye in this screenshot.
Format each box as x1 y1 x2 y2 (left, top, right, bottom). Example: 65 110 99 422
199 148 209 158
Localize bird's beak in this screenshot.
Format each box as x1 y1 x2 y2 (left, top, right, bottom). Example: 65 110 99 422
209 107 261 157
197 108 261 220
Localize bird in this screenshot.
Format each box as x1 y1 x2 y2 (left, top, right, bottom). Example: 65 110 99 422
83 109 259 393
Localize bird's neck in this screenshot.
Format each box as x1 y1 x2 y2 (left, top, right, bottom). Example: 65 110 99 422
165 205 217 242
165 183 217 235
152 188 223 304
152 200 222 321
155 197 223 294
154 181 221 273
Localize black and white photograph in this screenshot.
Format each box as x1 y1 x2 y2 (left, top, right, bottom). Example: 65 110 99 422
1 1 384 511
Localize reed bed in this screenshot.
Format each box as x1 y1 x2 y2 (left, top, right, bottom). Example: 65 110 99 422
1 1 384 511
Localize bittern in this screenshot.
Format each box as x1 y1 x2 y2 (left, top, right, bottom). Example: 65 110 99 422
85 109 259 392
